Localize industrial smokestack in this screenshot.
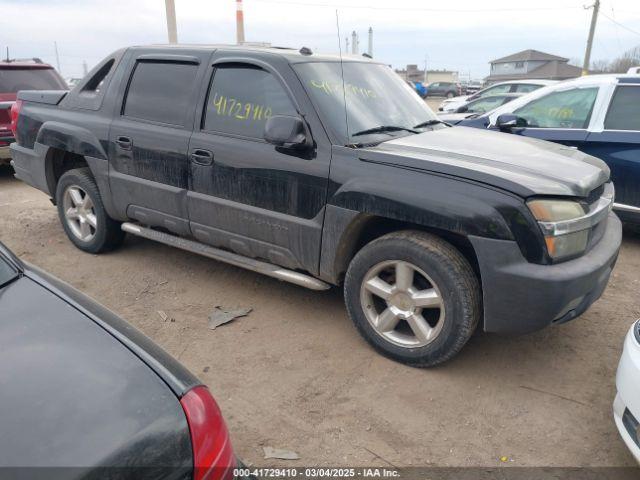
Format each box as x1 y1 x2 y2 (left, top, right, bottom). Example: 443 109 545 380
351 31 358 54
367 27 373 57
164 0 178 44
236 0 245 44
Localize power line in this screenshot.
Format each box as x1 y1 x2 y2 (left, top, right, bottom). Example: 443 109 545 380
251 0 579 13
599 10 640 36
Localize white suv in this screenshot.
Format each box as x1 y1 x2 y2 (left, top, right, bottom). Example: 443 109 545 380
439 79 556 112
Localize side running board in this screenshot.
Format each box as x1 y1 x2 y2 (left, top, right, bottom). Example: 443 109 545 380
121 223 331 291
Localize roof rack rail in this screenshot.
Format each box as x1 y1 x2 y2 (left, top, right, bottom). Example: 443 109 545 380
5 57 44 64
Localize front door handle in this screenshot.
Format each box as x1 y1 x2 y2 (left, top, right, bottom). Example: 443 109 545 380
190 149 214 166
116 136 132 150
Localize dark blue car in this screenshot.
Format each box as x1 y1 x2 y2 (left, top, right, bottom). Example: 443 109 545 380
459 74 640 223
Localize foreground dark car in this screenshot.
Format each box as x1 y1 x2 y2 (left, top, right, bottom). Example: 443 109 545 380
0 242 237 480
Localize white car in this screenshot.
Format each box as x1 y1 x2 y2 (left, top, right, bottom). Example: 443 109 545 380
614 320 640 463
438 79 556 113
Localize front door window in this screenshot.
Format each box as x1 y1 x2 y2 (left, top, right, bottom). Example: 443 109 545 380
513 87 598 129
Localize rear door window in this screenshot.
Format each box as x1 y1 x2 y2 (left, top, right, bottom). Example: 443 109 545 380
203 64 297 138
604 86 640 131
466 95 509 113
513 87 598 129
0 68 66 91
123 61 198 126
480 84 512 96
514 84 541 93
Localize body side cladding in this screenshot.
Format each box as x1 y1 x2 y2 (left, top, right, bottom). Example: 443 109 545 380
85 156 123 221
36 121 108 159
27 144 119 220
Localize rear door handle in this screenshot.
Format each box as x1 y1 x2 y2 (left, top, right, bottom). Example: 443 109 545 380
116 136 132 150
190 149 214 166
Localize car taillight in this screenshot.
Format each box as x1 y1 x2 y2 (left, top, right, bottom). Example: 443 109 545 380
180 386 236 480
10 100 22 140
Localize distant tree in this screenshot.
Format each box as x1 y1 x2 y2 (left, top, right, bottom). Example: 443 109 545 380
590 45 640 73
608 46 640 73
590 59 610 73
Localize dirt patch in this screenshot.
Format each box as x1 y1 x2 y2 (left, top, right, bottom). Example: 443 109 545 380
1 166 638 467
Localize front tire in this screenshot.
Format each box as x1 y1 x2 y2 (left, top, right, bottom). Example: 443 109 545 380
344 231 481 367
55 168 125 253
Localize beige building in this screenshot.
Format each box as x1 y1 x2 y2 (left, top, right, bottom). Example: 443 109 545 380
396 65 458 84
485 49 582 83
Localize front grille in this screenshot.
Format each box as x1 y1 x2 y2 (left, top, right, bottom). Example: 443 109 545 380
623 408 640 449
585 183 605 205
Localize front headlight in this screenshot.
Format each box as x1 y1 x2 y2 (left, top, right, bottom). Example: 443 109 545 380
528 199 589 261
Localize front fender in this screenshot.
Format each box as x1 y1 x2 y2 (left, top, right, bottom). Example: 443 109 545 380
319 150 545 282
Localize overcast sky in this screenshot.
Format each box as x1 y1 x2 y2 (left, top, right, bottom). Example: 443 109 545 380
2 0 640 79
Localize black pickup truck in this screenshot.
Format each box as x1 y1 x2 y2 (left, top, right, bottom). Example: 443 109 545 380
10 45 622 366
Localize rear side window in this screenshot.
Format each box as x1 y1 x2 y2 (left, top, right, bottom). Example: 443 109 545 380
605 86 640 131
123 61 198 126
0 68 66 92
203 64 297 138
81 59 114 95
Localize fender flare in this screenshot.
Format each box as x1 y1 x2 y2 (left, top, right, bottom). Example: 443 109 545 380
36 121 108 160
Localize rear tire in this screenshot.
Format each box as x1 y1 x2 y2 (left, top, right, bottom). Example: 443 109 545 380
344 230 481 367
446 91 455 98
55 168 125 253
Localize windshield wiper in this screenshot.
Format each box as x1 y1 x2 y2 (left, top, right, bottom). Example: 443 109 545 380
352 125 419 137
413 119 447 129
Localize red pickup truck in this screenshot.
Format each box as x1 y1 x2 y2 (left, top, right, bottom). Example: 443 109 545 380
0 58 67 163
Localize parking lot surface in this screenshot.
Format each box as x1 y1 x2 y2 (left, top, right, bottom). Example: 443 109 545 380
1 165 639 467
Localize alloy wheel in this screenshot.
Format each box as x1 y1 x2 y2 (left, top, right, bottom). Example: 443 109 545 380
360 260 446 348
62 185 98 242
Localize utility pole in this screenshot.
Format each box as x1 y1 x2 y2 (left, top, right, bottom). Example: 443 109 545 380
424 54 428 83
345 37 349 53
54 41 62 75
236 0 245 44
165 0 178 44
351 31 358 55
367 27 373 57
582 0 600 76
82 60 88 76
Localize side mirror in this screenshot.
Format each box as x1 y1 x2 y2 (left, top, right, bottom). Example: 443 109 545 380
456 105 469 113
264 115 309 149
496 114 527 132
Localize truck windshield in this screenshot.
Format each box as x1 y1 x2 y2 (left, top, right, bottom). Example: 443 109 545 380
293 62 441 145
0 68 67 92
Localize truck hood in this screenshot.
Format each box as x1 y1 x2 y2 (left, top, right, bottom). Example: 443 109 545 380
362 126 609 198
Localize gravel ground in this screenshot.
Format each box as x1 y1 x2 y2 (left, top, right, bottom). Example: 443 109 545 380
1 163 639 469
